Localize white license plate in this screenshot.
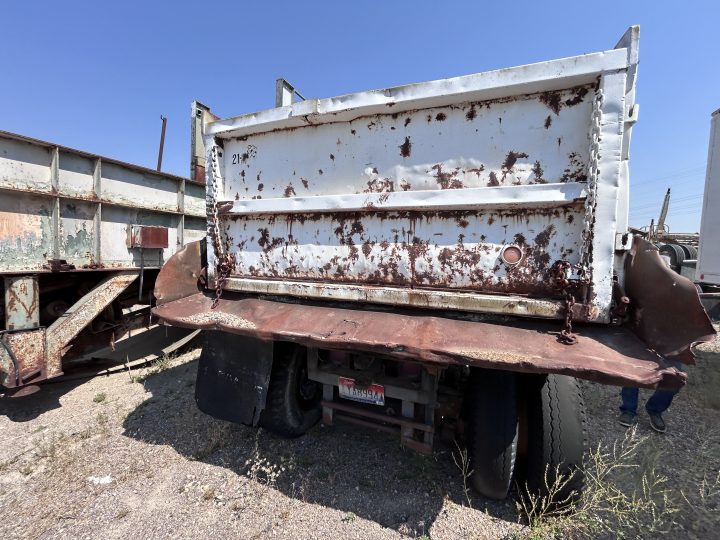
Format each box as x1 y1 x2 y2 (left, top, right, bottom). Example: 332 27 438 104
338 377 385 406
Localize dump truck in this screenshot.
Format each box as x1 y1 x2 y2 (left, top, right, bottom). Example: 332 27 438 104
0 130 205 395
152 26 715 501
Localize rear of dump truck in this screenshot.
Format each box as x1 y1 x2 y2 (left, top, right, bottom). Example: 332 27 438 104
153 26 715 501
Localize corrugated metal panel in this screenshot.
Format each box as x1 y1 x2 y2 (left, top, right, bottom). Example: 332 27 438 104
0 130 202 273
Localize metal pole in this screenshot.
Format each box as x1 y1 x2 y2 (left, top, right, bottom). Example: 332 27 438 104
157 115 167 171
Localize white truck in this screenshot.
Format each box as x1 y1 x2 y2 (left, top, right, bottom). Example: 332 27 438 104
152 26 715 501
698 109 720 287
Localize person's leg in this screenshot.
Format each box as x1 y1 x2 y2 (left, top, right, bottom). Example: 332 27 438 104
619 387 639 426
620 387 639 415
645 389 677 415
645 359 683 433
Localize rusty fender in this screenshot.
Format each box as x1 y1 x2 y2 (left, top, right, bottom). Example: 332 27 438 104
153 241 706 390
625 236 716 364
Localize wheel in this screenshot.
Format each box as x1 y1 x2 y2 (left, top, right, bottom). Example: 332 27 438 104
680 244 697 259
659 244 685 270
522 374 587 505
466 369 519 499
259 344 321 437
40 300 70 325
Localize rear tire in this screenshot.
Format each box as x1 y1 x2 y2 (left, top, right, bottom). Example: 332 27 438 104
466 369 519 499
680 244 697 259
659 243 685 270
259 345 321 437
523 374 587 505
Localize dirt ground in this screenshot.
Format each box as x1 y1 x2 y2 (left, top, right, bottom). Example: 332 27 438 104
1 333 719 540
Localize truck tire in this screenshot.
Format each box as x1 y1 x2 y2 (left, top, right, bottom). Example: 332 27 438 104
523 374 587 505
259 344 321 437
659 243 685 270
466 369 519 500
680 244 697 259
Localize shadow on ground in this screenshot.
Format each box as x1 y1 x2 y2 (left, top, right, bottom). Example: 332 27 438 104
122 359 518 535
0 376 89 422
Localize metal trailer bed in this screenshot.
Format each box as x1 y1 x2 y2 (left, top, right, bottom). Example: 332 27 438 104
0 130 206 392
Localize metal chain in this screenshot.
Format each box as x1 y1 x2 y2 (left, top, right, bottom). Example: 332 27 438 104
577 89 603 282
208 143 235 308
551 261 577 345
553 90 603 344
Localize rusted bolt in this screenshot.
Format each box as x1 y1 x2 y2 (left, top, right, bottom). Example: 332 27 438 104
500 245 523 265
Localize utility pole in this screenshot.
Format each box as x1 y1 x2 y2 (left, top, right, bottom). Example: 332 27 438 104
157 115 167 171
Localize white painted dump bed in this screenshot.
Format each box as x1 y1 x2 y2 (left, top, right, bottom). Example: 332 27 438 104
202 27 640 324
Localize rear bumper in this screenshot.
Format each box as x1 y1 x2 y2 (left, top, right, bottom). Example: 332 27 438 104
153 292 688 390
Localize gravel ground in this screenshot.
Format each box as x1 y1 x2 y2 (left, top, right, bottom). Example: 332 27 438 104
1 331 718 540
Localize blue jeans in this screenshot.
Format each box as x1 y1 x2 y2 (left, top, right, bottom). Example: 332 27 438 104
620 386 677 416
620 360 683 416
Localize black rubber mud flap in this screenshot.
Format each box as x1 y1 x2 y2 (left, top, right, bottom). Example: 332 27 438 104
195 330 273 426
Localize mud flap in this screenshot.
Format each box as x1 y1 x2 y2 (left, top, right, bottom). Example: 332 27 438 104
195 330 273 426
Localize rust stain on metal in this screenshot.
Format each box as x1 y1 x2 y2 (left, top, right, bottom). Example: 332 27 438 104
154 240 205 306
0 329 46 388
540 91 562 115
431 164 463 189
560 152 588 183
531 161 545 183
153 294 689 390
625 236 716 363
283 184 296 197
564 86 589 107
212 206 582 298
399 136 412 158
127 225 169 249
501 151 529 180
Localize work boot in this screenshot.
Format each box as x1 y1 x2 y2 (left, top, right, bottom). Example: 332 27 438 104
618 412 636 427
648 413 666 433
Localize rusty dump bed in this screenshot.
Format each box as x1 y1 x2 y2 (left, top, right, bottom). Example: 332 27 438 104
196 28 648 325
153 26 715 389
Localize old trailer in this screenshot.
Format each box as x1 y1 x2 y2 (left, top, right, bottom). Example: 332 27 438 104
0 130 206 394
153 26 715 501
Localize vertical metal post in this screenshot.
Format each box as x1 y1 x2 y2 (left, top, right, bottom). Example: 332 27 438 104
275 79 295 107
50 147 61 260
157 115 167 171
93 158 102 265
4 276 40 330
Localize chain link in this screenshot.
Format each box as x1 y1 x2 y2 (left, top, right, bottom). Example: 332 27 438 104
553 90 603 344
577 89 603 283
551 261 577 345
208 143 235 308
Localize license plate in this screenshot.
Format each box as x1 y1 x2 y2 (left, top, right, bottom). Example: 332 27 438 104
338 377 385 406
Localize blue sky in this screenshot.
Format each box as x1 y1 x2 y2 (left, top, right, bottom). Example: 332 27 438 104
4 1 718 232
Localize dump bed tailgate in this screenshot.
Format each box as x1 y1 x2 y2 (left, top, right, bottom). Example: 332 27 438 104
203 28 639 324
